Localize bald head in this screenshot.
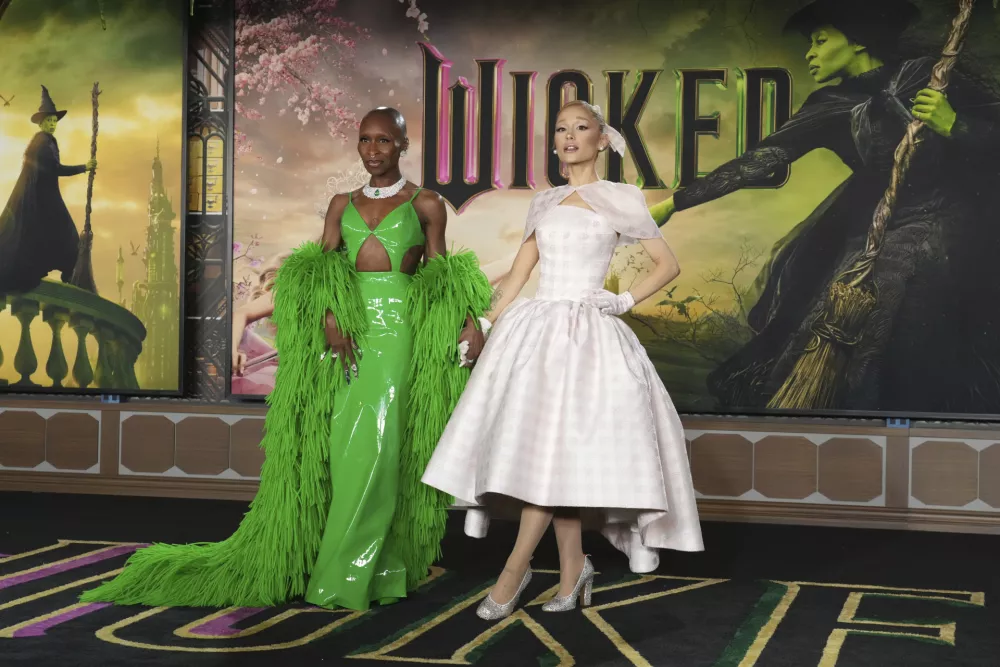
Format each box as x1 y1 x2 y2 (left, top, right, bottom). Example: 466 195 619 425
357 106 409 178
363 106 407 139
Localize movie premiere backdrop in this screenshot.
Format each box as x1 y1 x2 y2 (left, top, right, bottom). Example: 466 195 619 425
0 0 186 395
231 0 1000 419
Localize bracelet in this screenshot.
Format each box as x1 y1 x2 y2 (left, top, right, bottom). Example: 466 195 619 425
478 317 493 335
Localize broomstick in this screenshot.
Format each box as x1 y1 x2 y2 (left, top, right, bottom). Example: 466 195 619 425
69 82 101 294
768 0 980 410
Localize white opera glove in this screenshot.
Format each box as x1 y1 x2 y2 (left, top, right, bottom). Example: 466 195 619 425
458 317 493 367
582 289 635 316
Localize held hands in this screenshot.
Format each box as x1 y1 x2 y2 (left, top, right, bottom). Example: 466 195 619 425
911 89 957 138
85 159 98 172
324 311 359 383
582 289 635 316
458 316 488 368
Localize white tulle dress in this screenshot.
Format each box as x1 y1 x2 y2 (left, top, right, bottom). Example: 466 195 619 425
421 180 704 570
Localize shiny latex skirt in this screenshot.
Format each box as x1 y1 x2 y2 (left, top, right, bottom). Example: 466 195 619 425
305 272 413 610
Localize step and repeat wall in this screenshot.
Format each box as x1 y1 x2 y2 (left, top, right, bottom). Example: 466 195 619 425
4 0 1000 528
230 0 1000 423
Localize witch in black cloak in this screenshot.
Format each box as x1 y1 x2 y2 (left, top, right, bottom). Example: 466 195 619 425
655 0 1000 415
0 86 96 294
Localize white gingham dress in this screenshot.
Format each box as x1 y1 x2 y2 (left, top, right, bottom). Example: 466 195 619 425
422 181 704 568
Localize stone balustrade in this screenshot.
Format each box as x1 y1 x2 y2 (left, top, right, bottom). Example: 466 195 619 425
0 280 147 390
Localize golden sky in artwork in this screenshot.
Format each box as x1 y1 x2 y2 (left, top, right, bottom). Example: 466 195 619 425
0 0 184 385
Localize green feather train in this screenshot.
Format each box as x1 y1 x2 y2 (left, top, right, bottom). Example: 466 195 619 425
81 243 366 607
80 244 490 607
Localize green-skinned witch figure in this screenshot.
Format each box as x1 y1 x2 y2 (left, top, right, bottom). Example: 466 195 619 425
654 0 1000 414
0 86 97 294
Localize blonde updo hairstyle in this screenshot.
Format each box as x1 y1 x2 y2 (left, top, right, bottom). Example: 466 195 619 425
555 99 611 153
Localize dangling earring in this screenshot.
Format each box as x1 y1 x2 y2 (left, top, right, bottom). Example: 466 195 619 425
401 149 408 156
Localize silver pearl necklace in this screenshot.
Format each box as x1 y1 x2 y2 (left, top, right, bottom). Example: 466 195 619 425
362 176 407 199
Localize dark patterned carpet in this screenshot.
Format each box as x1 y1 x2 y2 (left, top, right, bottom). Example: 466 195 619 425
1 491 998 666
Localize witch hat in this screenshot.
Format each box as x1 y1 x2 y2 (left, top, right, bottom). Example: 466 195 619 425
31 85 67 124
785 0 920 52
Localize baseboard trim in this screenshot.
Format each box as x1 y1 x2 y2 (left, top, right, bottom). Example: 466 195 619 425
3 474 999 534
696 499 1000 534
0 472 259 502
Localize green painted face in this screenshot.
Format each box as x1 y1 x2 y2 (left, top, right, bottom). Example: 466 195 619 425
805 25 867 83
38 115 58 134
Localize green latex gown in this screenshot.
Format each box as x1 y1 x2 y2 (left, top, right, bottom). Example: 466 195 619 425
304 191 425 610
78 189 492 612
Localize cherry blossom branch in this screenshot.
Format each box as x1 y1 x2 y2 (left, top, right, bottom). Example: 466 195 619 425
400 0 429 34
234 0 432 157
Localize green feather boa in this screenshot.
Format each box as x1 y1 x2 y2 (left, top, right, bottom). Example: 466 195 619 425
392 250 492 589
80 243 489 606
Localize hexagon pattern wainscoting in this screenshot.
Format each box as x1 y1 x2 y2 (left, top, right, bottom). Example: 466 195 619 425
8 405 1000 518
118 412 264 480
687 430 886 506
910 437 1000 511
0 408 101 473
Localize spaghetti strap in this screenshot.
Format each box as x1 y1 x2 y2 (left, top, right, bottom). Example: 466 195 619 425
408 187 422 202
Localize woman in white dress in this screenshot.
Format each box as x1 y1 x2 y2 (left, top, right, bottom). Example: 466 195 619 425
421 100 703 620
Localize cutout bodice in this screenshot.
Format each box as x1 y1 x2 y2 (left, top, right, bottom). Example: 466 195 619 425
341 190 426 272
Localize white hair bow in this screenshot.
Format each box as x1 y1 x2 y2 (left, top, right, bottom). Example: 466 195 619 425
589 104 627 156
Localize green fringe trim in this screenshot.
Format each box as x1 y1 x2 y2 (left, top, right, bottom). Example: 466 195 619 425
390 250 492 590
80 243 366 607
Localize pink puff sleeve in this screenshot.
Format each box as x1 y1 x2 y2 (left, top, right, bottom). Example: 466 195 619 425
575 181 662 247
519 181 662 247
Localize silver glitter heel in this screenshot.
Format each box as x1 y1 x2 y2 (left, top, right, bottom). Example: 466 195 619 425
476 568 532 620
542 556 595 612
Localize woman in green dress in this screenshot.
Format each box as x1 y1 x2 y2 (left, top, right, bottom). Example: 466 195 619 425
81 107 491 611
